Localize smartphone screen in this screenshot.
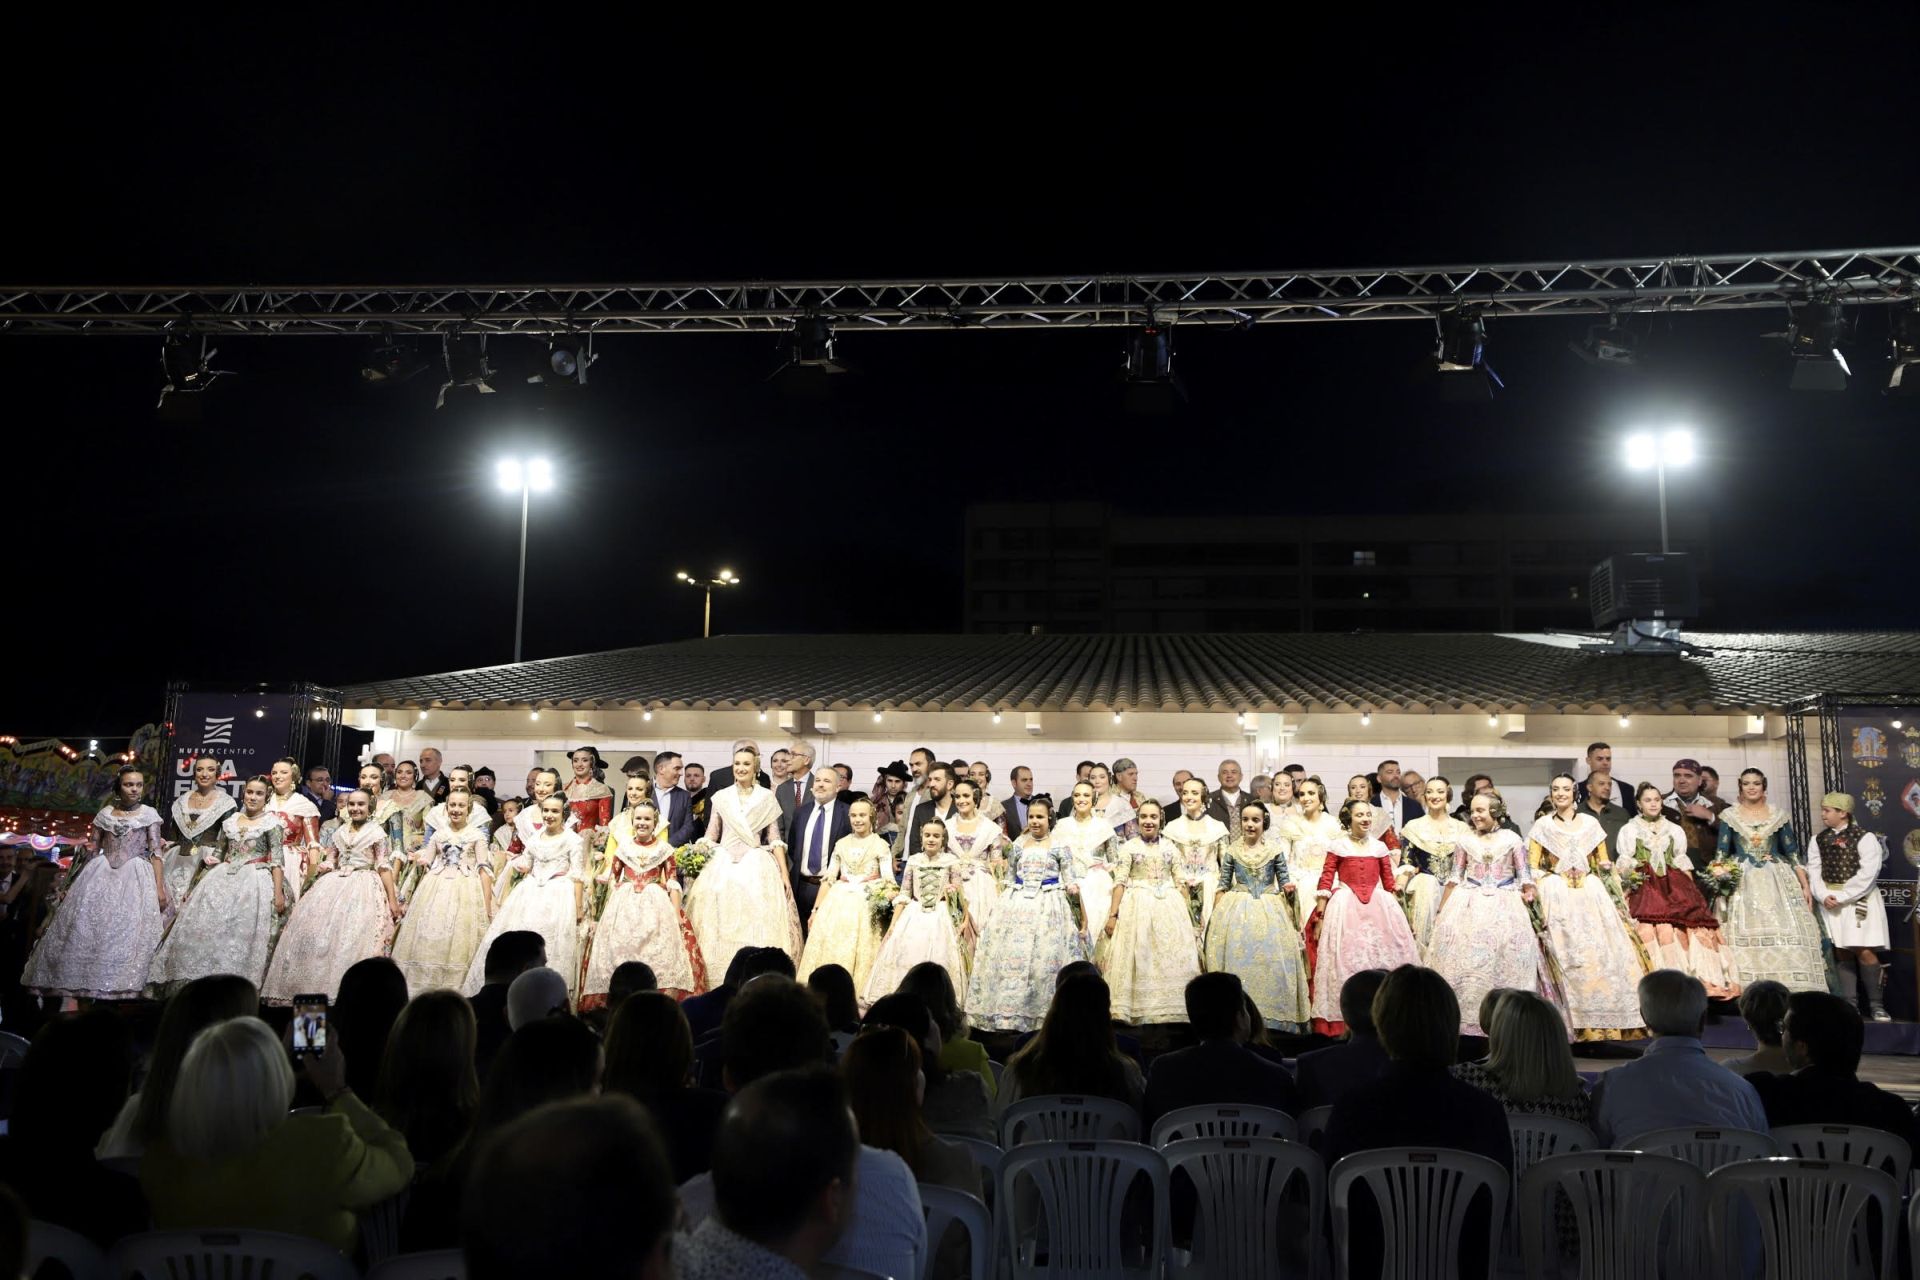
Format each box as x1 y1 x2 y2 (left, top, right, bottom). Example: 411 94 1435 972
292 994 329 1058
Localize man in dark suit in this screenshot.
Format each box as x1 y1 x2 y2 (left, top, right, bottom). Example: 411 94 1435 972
1372 759 1421 841
775 744 816 827
1144 972 1299 1127
1003 765 1036 836
893 762 956 874
1204 759 1255 826
471 930 547 1080
1747 991 1920 1152
649 751 699 847
1294 968 1391 1111
787 767 852 923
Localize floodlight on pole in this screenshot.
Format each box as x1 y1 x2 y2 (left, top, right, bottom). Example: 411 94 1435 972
678 569 740 638
1623 428 1694 554
497 455 555 663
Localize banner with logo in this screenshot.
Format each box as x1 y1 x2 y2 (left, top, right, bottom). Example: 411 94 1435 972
171 692 297 803
1835 705 1920 1020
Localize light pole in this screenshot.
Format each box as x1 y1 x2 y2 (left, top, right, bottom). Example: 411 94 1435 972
677 569 739 638
497 457 554 662
1623 428 1694 553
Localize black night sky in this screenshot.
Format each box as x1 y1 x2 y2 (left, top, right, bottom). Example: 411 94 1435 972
4 11 1917 737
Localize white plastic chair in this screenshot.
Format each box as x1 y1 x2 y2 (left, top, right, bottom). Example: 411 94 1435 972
1328 1148 1509 1280
1151 1103 1298 1148
1769 1123 1912 1186
989 1058 1007 1091
1500 1114 1595 1270
919 1182 992 1280
111 1228 359 1280
27 1219 113 1280
1624 1125 1777 1172
951 1136 1005 1213
358 1185 412 1267
366 1249 468 1280
1518 1150 1705 1280
1705 1157 1898 1280
0 1029 31 1067
1163 1136 1324 1280
1296 1104 1334 1154
1000 1093 1141 1147
999 1140 1170 1278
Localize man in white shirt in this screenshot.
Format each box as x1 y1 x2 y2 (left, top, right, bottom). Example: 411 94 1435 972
1810 791 1892 1021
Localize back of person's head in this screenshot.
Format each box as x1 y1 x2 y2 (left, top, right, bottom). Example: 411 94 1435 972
1371 966 1460 1069
463 1095 675 1280
1185 972 1246 1041
861 992 941 1076
168 1017 293 1163
806 964 861 1032
723 976 831 1090
710 1066 857 1261
13 1010 134 1153
608 961 657 1010
842 1025 930 1172
1054 960 1100 990
1340 969 1391 1037
739 945 798 983
1784 991 1867 1075
1639 969 1709 1038
506 967 572 1030
133 974 259 1144
335 956 409 1094
379 990 480 1161
1477 988 1515 1037
898 961 968 1040
1011 972 1126 1098
475 1017 603 1137
604 992 695 1102
484 930 547 984
1484 991 1580 1103
1738 980 1791 1048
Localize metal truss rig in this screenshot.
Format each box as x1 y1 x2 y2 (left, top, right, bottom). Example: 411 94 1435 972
2 247 1916 337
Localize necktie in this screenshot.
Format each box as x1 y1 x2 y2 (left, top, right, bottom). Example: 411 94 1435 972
808 806 826 875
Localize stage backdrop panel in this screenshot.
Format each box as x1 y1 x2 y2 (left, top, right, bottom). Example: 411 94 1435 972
171 692 297 803
1836 705 1920 1020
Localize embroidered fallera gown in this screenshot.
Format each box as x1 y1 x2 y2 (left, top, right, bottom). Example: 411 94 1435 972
1054 814 1119 959
377 789 433 901
1427 827 1563 1036
425 798 491 847
164 789 235 908
583 814 706 1004
262 821 397 1004
464 826 587 1001
1715 806 1825 991
1399 815 1466 954
685 783 805 973
965 837 1087 1032
1163 811 1230 932
1204 837 1310 1031
390 821 493 993
1311 838 1422 1034
942 814 1008 947
23 804 169 999
1527 813 1648 1036
1105 835 1203 1025
566 778 615 875
1096 792 1139 844
797 832 891 993
866 852 968 1003
265 790 320 905
1615 813 1736 998
1286 812 1344 935
147 812 285 995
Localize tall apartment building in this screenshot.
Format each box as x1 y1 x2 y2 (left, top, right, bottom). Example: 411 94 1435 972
964 503 1710 634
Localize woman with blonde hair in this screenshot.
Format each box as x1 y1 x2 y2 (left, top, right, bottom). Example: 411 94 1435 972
1453 990 1593 1126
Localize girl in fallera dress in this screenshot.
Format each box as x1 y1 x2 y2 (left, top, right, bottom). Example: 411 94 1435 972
261 789 404 1004
942 779 1007 951
866 821 969 1004
798 796 891 992
23 765 171 1001
1103 798 1205 1025
1715 767 1826 992
1088 763 1138 843
1347 773 1400 850
1287 778 1343 936
1527 774 1649 1038
1054 782 1119 961
966 798 1088 1033
684 745 805 972
513 768 570 846
1427 793 1562 1036
163 755 234 908
1263 773 1303 832
564 746 615 878
1163 776 1230 932
1309 798 1421 1035
1400 777 1470 954
464 794 588 1002
147 776 288 996
1616 780 1736 997
583 790 707 1005
265 757 321 906
390 789 494 993
1205 800 1310 1032
425 766 492 845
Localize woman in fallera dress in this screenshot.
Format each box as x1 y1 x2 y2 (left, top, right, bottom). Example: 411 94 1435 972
943 779 1007 951
1263 773 1302 829
1103 799 1204 1025
23 765 170 1001
1616 781 1736 997
424 766 491 845
1427 793 1560 1036
514 768 568 846
390 790 494 993
797 796 891 993
163 755 234 908
866 821 969 1004
464 794 587 1002
564 746 615 878
1309 798 1420 1035
1527 774 1648 1038
685 745 805 972
1163 776 1230 933
378 760 434 901
1400 777 1469 954
1287 778 1342 936
1205 800 1310 1032
1715 767 1826 991
1088 763 1138 843
1054 781 1119 961
583 792 706 1006
261 789 403 1004
1347 774 1400 849
265 757 321 905
966 798 1088 1033
147 775 288 996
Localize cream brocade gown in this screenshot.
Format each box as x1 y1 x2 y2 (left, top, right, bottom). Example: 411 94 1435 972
1104 836 1202 1025
262 822 397 1004
148 812 285 995
1715 806 1826 992
1527 813 1648 1035
390 822 492 992
464 827 586 1001
685 783 805 974
1286 812 1344 933
23 805 169 1000
943 815 1008 946
1163 813 1229 932
1400 815 1466 954
164 791 235 909
1204 838 1310 1031
865 853 968 1004
1426 828 1562 1036
797 832 891 993
583 819 706 1002
1055 815 1119 960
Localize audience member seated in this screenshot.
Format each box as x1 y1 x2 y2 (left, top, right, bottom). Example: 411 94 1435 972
683 945 796 1044
1293 969 1390 1111
377 989 480 1167
96 973 258 1159
463 1096 676 1280
333 956 409 1101
807 963 863 1055
1453 990 1593 1128
1144 972 1299 1128
1242 993 1290 1068
677 1067 860 1280
471 930 546 1077
1009 960 1146 1070
1721 980 1793 1076
864 992 994 1141
506 965 571 1030
1591 970 1767 1145
604 991 730 1181
582 960 659 1035
141 1016 413 1255
1747 991 1920 1151
899 961 993 1084
679 978 927 1280
0 1010 149 1248
998 971 1145 1115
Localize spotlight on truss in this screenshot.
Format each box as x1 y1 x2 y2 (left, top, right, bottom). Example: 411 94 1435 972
1434 309 1503 400
157 333 230 420
1769 297 1851 392
529 332 594 389
1121 321 1187 413
1569 315 1641 370
437 333 497 409
360 339 430 387
791 316 849 373
1888 304 1920 397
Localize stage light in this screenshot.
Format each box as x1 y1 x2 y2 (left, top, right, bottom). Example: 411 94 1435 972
1235 713 1246 727
88 740 98 750
642 710 652 721
758 710 767 723
1112 711 1123 725
530 332 594 389
992 712 1002 725
312 710 323 719
1434 309 1502 399
1122 321 1186 413
437 333 497 408
783 316 848 374
530 711 539 721
1361 712 1371 727
254 708 266 719
360 339 429 387
874 711 884 723
157 333 228 419
1619 714 1631 728
417 711 427 721
1488 714 1499 727
1889 305 1920 396
527 458 553 492
1776 298 1851 391
1570 316 1641 370
1893 718 1904 730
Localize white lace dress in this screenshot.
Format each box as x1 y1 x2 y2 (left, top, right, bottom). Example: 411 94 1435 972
865 853 968 1003
464 827 586 1001
265 791 321 906
1286 812 1344 933
147 812 285 995
1055 815 1119 958
797 833 891 993
1527 813 1648 1035
583 818 706 1003
684 784 804 974
1426 829 1563 1036
23 805 169 999
390 822 493 992
942 814 1008 946
164 790 235 907
261 821 397 1004
1104 836 1202 1024
1162 813 1229 932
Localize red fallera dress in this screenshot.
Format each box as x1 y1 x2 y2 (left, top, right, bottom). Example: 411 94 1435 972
1309 843 1422 1034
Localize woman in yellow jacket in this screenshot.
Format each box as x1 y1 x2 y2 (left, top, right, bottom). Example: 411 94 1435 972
141 1016 414 1256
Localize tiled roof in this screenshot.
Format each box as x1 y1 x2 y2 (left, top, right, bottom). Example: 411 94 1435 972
337 631 1920 716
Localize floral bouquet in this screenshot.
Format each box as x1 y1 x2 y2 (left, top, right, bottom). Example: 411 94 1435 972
868 880 899 931
1613 860 1647 895
678 839 715 884
1699 859 1742 901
